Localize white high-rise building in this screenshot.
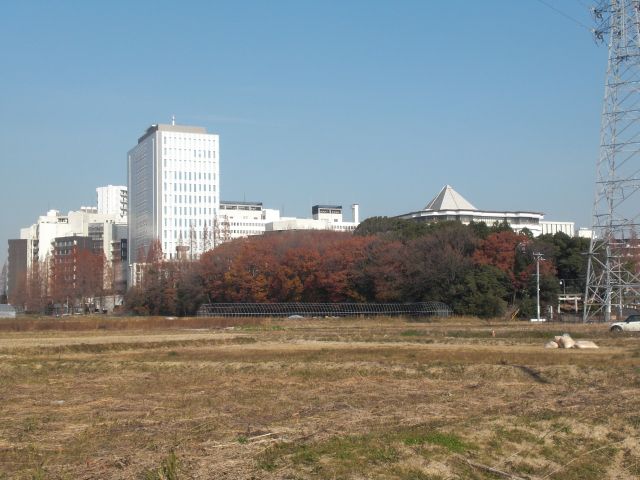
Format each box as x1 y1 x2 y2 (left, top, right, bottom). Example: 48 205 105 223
127 122 219 266
97 185 128 221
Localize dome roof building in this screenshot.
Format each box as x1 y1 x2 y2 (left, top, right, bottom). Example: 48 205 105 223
396 185 545 236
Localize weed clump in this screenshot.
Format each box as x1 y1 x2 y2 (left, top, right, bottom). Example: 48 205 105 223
144 451 179 480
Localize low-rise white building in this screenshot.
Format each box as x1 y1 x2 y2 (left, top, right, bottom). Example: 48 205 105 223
218 202 360 241
540 221 575 236
578 228 594 239
218 201 280 243
266 204 360 233
396 185 545 236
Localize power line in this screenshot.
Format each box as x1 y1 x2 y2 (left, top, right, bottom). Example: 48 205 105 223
533 0 593 32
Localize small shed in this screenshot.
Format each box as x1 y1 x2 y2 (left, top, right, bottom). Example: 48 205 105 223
0 304 17 318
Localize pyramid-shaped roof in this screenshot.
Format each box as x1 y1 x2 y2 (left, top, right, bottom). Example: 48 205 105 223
424 185 477 211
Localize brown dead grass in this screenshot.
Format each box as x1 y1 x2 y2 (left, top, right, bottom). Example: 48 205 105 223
0 316 638 479
0 315 264 332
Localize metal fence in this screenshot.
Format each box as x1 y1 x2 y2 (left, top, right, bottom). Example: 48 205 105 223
197 302 452 318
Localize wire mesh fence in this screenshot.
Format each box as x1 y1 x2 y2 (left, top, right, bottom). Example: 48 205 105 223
197 302 452 318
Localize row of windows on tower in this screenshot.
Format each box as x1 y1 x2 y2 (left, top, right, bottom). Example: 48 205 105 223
163 182 215 193
163 148 215 159
231 230 262 235
163 226 215 240
164 195 216 205
229 222 265 227
164 217 215 228
163 171 215 181
163 136 215 147
163 206 217 216
164 230 206 240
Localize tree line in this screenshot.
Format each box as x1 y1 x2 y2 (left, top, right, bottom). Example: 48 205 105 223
125 218 591 318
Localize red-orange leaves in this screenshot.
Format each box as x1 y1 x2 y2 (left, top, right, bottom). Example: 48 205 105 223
198 231 373 303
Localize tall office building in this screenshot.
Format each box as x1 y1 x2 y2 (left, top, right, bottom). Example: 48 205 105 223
127 122 219 268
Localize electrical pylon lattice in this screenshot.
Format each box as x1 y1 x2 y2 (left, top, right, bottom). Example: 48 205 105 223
584 0 640 321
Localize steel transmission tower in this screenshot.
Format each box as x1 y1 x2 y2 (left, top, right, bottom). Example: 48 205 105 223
584 0 640 322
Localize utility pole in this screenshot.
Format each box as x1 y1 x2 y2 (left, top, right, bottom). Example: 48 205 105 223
533 252 544 321
584 1 640 322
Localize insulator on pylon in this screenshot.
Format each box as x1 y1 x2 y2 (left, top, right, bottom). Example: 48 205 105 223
591 7 604 20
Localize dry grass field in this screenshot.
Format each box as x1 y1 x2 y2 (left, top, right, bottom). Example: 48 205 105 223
0 315 639 479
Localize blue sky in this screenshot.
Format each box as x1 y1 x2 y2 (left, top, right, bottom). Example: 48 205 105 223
0 1 605 266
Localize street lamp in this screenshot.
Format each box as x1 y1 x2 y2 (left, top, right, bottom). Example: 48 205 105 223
559 279 566 295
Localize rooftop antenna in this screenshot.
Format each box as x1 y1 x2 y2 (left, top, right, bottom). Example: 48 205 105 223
171 114 176 126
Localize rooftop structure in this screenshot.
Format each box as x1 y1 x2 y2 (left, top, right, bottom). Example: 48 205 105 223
424 185 477 211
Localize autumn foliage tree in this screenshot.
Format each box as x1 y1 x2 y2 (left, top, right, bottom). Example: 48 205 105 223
50 241 104 310
25 260 49 313
472 231 528 285
199 231 373 304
